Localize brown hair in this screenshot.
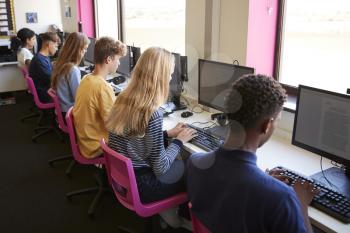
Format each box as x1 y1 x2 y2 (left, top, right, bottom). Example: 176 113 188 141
106 47 174 137
94 37 127 64
40 32 59 43
51 32 90 89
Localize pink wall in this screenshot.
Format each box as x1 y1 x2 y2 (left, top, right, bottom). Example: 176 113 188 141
246 0 279 76
77 0 95 37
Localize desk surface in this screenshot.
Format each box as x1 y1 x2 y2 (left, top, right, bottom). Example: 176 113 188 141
163 109 349 233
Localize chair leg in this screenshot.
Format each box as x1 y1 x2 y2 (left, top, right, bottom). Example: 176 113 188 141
20 112 40 122
66 169 110 217
48 154 72 167
32 125 63 142
36 111 45 126
65 160 76 177
66 187 100 201
52 126 64 141
32 127 53 142
116 217 164 233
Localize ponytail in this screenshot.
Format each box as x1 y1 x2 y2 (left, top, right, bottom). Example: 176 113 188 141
10 36 22 52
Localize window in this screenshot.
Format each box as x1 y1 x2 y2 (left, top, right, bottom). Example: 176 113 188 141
95 0 119 38
123 0 186 54
277 0 350 93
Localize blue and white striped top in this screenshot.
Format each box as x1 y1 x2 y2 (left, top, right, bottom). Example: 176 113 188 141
108 109 183 177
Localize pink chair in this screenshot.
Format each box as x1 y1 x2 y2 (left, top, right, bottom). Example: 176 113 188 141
189 202 211 233
100 138 188 232
47 88 76 176
65 107 108 217
19 67 41 123
25 76 62 142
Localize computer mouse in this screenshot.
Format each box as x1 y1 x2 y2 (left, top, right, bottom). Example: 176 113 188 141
181 111 193 118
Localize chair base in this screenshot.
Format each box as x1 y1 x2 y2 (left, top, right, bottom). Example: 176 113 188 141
117 217 170 233
66 170 109 217
48 155 76 177
20 112 40 122
32 125 63 142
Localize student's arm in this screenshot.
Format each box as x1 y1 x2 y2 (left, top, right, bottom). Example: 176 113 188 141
97 83 116 123
146 112 183 176
68 67 82 100
24 59 31 66
270 190 311 233
38 58 52 86
293 180 317 233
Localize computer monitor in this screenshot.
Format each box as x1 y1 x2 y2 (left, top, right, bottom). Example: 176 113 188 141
117 46 132 76
130 46 141 69
85 37 95 64
198 59 255 112
168 52 186 110
292 85 350 195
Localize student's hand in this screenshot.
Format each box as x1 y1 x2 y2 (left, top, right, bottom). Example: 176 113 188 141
167 123 187 138
293 179 319 208
266 168 292 185
176 128 197 143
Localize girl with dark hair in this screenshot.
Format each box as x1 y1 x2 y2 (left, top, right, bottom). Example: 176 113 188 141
10 28 36 68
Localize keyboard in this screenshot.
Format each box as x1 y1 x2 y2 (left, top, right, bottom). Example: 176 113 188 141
187 125 224 151
274 166 350 223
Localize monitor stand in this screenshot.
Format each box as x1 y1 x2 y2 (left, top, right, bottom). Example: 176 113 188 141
171 96 187 111
206 125 229 140
311 166 350 199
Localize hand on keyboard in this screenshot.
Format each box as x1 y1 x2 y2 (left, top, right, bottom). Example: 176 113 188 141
270 166 350 223
293 180 319 208
267 167 293 185
176 127 197 143
167 123 187 138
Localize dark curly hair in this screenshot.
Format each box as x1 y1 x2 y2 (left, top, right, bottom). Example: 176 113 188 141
225 74 287 129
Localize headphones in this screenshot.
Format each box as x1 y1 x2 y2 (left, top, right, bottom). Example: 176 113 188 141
211 113 229 127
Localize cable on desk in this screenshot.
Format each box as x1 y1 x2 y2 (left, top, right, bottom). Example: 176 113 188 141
320 156 340 192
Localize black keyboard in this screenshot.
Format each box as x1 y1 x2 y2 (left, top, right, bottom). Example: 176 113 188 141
187 125 223 151
274 166 350 223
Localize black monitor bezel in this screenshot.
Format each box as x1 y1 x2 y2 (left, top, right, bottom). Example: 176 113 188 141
169 52 183 99
292 85 350 168
198 59 255 112
116 45 132 76
85 37 96 63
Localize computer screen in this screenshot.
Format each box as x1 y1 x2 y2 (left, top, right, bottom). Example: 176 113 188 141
292 85 350 169
85 37 95 63
198 59 255 112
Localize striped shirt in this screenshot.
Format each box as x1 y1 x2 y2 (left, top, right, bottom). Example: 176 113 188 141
108 109 183 176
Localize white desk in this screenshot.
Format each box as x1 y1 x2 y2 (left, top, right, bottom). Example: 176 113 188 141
0 62 26 93
163 109 350 233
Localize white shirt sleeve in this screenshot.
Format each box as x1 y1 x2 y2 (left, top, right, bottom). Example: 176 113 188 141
17 48 34 68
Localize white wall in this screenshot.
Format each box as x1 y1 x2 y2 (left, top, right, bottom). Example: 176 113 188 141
184 0 249 99
13 0 63 34
60 0 78 32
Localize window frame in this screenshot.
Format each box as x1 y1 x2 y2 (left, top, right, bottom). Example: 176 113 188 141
273 0 297 112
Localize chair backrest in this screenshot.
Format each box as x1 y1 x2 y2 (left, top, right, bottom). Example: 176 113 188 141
189 202 211 233
65 107 105 165
25 76 54 109
100 138 142 213
47 88 68 133
20 67 28 77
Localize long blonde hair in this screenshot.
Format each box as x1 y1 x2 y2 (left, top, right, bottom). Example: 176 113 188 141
107 47 174 137
51 32 90 89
